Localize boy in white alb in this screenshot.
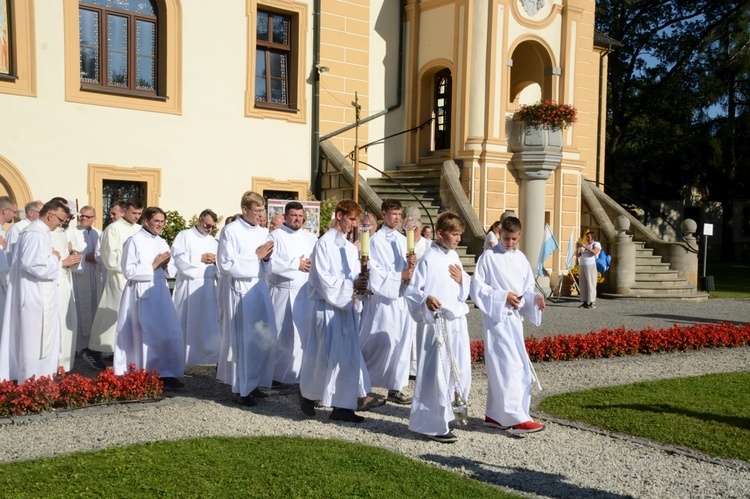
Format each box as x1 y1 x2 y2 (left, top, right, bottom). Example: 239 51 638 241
404 212 471 443
471 216 546 434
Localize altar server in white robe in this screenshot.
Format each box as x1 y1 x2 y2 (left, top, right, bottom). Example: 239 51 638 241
115 207 184 388
50 200 83 372
1 200 71 381
95 201 125 290
215 214 238 385
71 206 103 351
299 199 373 423
404 212 471 443
359 199 416 405
267 201 317 384
171 209 221 365
470 216 547 435
0 196 18 375
217 191 277 407
6 200 42 266
85 199 143 370
402 209 430 378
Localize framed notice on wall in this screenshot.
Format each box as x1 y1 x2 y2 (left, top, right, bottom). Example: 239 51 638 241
267 199 321 237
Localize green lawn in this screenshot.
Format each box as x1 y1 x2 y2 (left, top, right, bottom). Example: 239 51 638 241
706 262 750 298
539 371 750 462
0 436 515 498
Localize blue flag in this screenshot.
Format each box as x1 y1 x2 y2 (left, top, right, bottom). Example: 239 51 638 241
537 224 559 276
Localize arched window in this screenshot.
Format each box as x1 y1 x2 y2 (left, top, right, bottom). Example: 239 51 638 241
79 0 159 96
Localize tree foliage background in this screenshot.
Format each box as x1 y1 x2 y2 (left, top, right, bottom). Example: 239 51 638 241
598 0 750 259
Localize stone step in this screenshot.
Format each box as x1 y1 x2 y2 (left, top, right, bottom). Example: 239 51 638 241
635 255 664 265
599 291 709 301
635 263 672 272
634 276 689 285
631 282 696 293
368 187 439 197
635 270 682 280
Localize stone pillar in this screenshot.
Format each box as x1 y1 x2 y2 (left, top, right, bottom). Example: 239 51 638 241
509 123 563 294
670 219 699 285
613 215 636 295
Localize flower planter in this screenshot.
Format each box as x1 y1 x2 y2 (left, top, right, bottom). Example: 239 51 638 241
509 121 563 153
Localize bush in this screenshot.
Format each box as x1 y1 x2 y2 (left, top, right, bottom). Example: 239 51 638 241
0 366 163 417
470 322 750 364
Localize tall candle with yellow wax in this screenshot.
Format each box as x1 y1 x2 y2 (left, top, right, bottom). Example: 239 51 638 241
360 231 370 257
406 229 415 252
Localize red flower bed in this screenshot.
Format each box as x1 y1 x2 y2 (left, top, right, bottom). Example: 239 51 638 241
470 322 750 364
0 365 163 417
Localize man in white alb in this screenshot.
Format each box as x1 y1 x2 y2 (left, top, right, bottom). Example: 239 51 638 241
71 206 102 354
171 209 221 365
1 199 76 381
217 191 277 407
267 201 317 385
83 199 143 370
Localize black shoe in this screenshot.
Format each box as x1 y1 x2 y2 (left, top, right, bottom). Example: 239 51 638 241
300 395 316 418
81 349 106 371
330 408 364 423
425 432 458 443
272 381 283 387
250 388 269 399
160 377 185 389
235 394 258 407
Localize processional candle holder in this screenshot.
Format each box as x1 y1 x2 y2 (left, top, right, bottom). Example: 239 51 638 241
355 212 373 295
402 215 417 287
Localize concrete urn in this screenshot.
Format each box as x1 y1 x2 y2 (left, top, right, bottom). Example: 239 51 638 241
509 121 563 153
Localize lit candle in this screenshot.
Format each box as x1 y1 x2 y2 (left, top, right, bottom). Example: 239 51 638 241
360 231 370 257
406 228 414 252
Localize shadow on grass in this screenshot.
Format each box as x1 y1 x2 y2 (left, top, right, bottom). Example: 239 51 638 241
422 454 630 499
582 403 750 431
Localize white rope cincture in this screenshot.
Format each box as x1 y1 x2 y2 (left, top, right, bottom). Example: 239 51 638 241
435 310 468 424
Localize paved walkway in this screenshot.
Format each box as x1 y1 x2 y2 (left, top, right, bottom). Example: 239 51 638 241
467 297 750 341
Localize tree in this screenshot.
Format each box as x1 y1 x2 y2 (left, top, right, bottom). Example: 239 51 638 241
597 0 750 260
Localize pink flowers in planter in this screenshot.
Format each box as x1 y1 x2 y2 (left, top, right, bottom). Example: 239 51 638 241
0 365 163 417
470 322 750 364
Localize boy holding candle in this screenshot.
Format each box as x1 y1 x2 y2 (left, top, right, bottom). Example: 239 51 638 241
404 211 471 443
299 200 372 423
359 199 417 405
470 216 546 434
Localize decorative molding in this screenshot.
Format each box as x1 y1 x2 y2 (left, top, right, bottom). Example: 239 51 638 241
87 164 162 229
0 0 36 97
63 0 183 114
251 177 309 200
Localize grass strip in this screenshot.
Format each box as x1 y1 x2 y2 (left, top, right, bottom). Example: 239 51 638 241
539 371 750 462
0 436 516 498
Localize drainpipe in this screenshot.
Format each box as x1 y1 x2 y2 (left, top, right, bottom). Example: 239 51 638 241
311 0 322 198
318 0 405 143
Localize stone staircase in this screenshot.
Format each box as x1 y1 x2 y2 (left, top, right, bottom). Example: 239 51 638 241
600 242 707 301
367 159 477 274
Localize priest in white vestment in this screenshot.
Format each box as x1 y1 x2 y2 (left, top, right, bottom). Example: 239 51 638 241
215 214 238 385
0 196 19 377
359 199 416 404
85 200 143 369
267 201 317 384
171 209 221 365
1 200 72 381
470 216 546 434
404 213 471 442
114 207 184 387
51 214 83 372
5 200 42 267
299 200 371 423
71 206 103 353
216 191 277 406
